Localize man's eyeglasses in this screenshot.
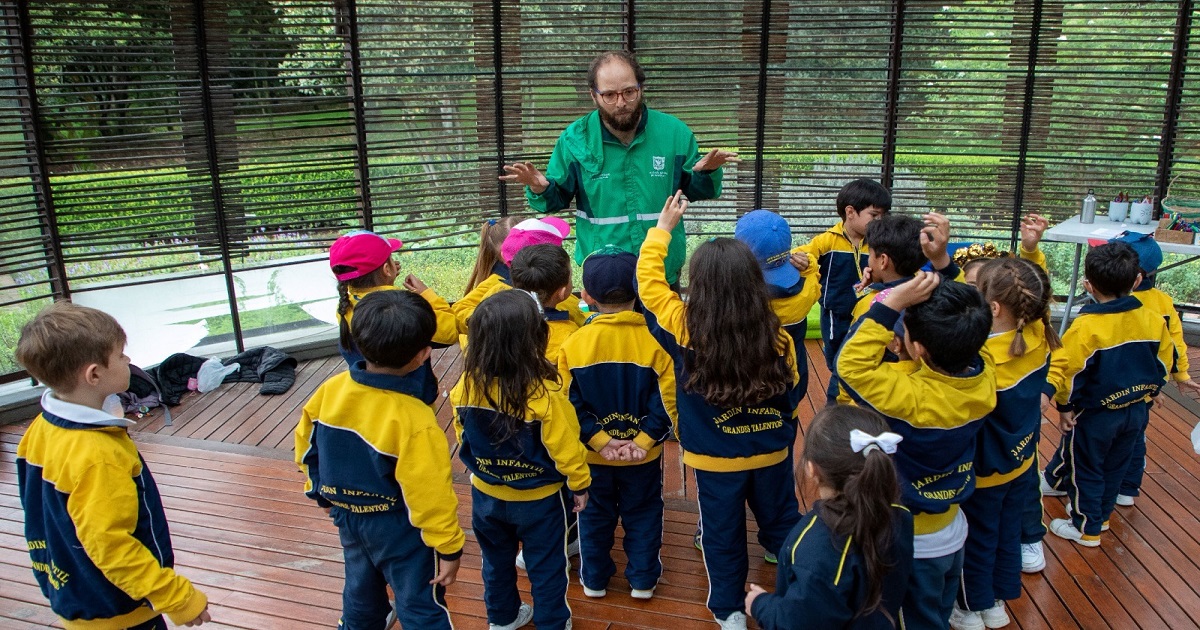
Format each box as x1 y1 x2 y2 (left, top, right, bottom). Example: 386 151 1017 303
594 86 641 105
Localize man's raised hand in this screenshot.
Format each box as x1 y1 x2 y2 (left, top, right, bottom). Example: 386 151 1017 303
499 161 550 194
693 149 739 173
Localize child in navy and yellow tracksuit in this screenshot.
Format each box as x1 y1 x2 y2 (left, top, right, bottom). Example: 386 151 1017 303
953 258 1059 628
16 303 209 630
837 273 996 630
1110 232 1200 506
747 406 914 630
797 178 891 404
558 249 677 599
454 289 591 630
639 193 803 629
1043 241 1174 547
330 229 459 405
734 209 821 398
296 291 465 630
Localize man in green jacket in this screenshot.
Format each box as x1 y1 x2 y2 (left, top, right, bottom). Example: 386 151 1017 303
500 51 736 285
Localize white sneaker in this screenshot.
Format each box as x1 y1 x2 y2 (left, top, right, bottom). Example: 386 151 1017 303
516 539 580 571
1065 502 1110 531
1049 518 1100 547
1040 474 1067 497
489 603 533 630
949 606 985 630
716 611 747 630
582 585 606 598
982 600 1011 628
1115 494 1136 506
630 586 656 600
1021 542 1046 573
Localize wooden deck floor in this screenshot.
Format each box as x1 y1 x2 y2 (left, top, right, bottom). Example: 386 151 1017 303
3 341 1200 629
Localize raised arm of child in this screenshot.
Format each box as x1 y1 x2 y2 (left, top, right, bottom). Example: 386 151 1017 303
1019 213 1050 272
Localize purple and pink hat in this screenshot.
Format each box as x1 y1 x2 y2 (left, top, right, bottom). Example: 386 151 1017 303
329 230 403 281
500 217 571 264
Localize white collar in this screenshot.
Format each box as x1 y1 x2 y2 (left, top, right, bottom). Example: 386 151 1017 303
40 390 136 428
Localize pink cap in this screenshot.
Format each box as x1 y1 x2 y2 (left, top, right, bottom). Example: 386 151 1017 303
329 230 403 281
500 217 571 264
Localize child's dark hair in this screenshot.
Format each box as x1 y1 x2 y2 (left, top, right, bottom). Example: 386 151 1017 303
334 266 392 351
351 290 435 369
976 258 1063 357
1085 241 1141 298
684 238 793 407
802 405 900 621
836 178 892 219
904 281 992 374
511 244 572 305
16 302 127 393
465 216 521 295
463 290 559 444
864 214 926 276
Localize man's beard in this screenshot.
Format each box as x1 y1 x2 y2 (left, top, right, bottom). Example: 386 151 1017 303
599 104 641 133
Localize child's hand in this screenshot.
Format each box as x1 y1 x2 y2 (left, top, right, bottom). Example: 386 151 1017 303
598 439 631 461
790 252 810 272
921 212 951 270
1020 214 1050 252
403 274 429 294
656 190 688 232
573 492 589 513
1058 409 1076 432
745 583 768 611
619 443 648 462
499 161 550 194
183 607 211 627
881 270 940 312
430 556 461 587
1177 378 1200 394
1040 393 1052 412
854 266 874 293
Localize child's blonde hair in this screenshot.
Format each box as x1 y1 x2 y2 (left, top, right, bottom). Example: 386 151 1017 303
976 257 1062 357
464 216 522 295
16 302 126 392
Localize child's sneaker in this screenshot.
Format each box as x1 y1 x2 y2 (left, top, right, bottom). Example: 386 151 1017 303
694 529 703 552
630 586 656 600
982 600 1010 628
1049 518 1100 547
1040 473 1067 497
763 550 778 564
489 603 533 630
1064 503 1110 531
1115 493 1136 506
582 585 607 598
516 539 581 570
1020 542 1046 573
949 605 985 630
515 550 526 571
716 611 747 630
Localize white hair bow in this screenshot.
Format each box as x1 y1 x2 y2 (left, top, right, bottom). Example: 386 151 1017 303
849 429 903 457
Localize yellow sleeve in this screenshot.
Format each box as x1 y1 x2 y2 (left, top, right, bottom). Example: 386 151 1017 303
1162 299 1191 381
394 424 466 557
562 298 588 327
634 344 680 451
541 386 592 493
636 228 690 345
797 231 834 259
1018 245 1048 274
419 287 460 346
1048 332 1085 407
453 273 505 333
796 261 822 314
450 379 466 445
851 290 874 321
1158 318 1181 384
67 463 208 625
836 307 921 419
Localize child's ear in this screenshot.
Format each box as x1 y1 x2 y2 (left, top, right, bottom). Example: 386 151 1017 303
878 252 892 272
844 206 858 220
990 300 1003 319
550 285 573 307
1132 272 1143 292
81 363 102 387
803 460 818 481
580 289 598 309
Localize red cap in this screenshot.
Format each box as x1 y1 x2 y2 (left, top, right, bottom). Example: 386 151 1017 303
329 230 402 281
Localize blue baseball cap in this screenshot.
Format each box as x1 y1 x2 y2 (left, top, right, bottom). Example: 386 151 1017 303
1110 231 1162 273
582 247 638 303
735 209 799 289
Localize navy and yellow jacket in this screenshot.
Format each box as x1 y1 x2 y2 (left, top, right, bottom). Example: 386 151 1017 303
453 271 511 335
459 280 586 361
797 221 869 319
16 391 208 630
1047 296 1173 413
837 302 997 534
850 262 963 322
637 227 803 473
338 284 458 405
451 377 591 501
1136 284 1191 381
556 310 677 467
769 263 821 396
975 322 1052 487
750 502 914 630
295 364 465 560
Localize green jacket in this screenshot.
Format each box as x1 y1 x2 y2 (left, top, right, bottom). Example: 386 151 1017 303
527 106 722 283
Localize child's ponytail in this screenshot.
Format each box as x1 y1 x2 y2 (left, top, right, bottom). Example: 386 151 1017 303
336 279 354 350
465 216 522 295
802 405 901 621
332 263 393 352
977 258 1062 357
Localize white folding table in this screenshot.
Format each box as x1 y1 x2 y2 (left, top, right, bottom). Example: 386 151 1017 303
1044 215 1200 335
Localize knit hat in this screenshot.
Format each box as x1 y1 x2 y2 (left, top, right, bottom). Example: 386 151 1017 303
500 217 571 265
329 230 402 281
734 209 799 289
